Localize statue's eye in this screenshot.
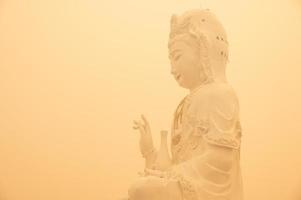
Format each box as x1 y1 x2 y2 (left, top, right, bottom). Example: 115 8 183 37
174 54 182 61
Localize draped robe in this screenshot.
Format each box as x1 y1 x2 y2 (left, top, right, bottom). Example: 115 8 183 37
164 82 243 200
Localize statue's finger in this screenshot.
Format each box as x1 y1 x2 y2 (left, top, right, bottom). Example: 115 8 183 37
141 114 148 126
134 119 145 128
138 125 146 135
141 114 151 132
134 120 146 132
139 119 146 128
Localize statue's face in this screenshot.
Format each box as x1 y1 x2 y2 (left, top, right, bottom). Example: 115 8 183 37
169 37 204 90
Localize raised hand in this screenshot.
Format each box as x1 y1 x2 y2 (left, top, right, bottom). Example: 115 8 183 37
133 114 156 159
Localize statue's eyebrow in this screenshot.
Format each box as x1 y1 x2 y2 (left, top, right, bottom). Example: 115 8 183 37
169 49 182 58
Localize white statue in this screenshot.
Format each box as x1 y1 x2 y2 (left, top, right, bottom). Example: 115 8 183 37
128 9 243 200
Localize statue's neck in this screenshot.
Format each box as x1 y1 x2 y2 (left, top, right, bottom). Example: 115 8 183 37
189 84 204 94
188 61 227 94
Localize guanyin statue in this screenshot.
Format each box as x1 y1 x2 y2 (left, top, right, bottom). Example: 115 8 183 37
128 8 243 200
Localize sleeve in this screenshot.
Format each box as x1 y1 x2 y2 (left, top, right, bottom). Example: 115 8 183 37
166 88 243 200
200 89 241 150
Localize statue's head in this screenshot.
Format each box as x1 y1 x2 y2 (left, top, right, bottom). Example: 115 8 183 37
168 9 229 90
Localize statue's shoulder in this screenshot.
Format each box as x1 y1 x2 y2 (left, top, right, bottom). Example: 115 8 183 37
190 82 239 114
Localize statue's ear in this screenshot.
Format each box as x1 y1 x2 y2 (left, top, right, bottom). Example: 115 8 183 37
188 20 206 40
188 23 199 39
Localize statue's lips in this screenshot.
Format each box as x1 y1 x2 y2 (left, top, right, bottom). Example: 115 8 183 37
175 75 181 81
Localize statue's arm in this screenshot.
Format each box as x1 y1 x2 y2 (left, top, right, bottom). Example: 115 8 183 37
170 140 236 185
166 90 241 199
144 148 158 169
133 115 161 170
188 143 234 183
167 127 239 199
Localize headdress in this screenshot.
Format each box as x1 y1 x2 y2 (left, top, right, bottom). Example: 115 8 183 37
168 9 229 83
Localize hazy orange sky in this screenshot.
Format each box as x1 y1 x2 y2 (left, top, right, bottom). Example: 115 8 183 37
0 0 301 200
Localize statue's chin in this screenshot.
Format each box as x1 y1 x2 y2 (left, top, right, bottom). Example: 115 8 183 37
176 78 184 87
177 81 184 88
177 81 190 90
175 77 192 90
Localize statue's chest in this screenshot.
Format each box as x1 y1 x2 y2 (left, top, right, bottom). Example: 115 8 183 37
171 98 204 163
